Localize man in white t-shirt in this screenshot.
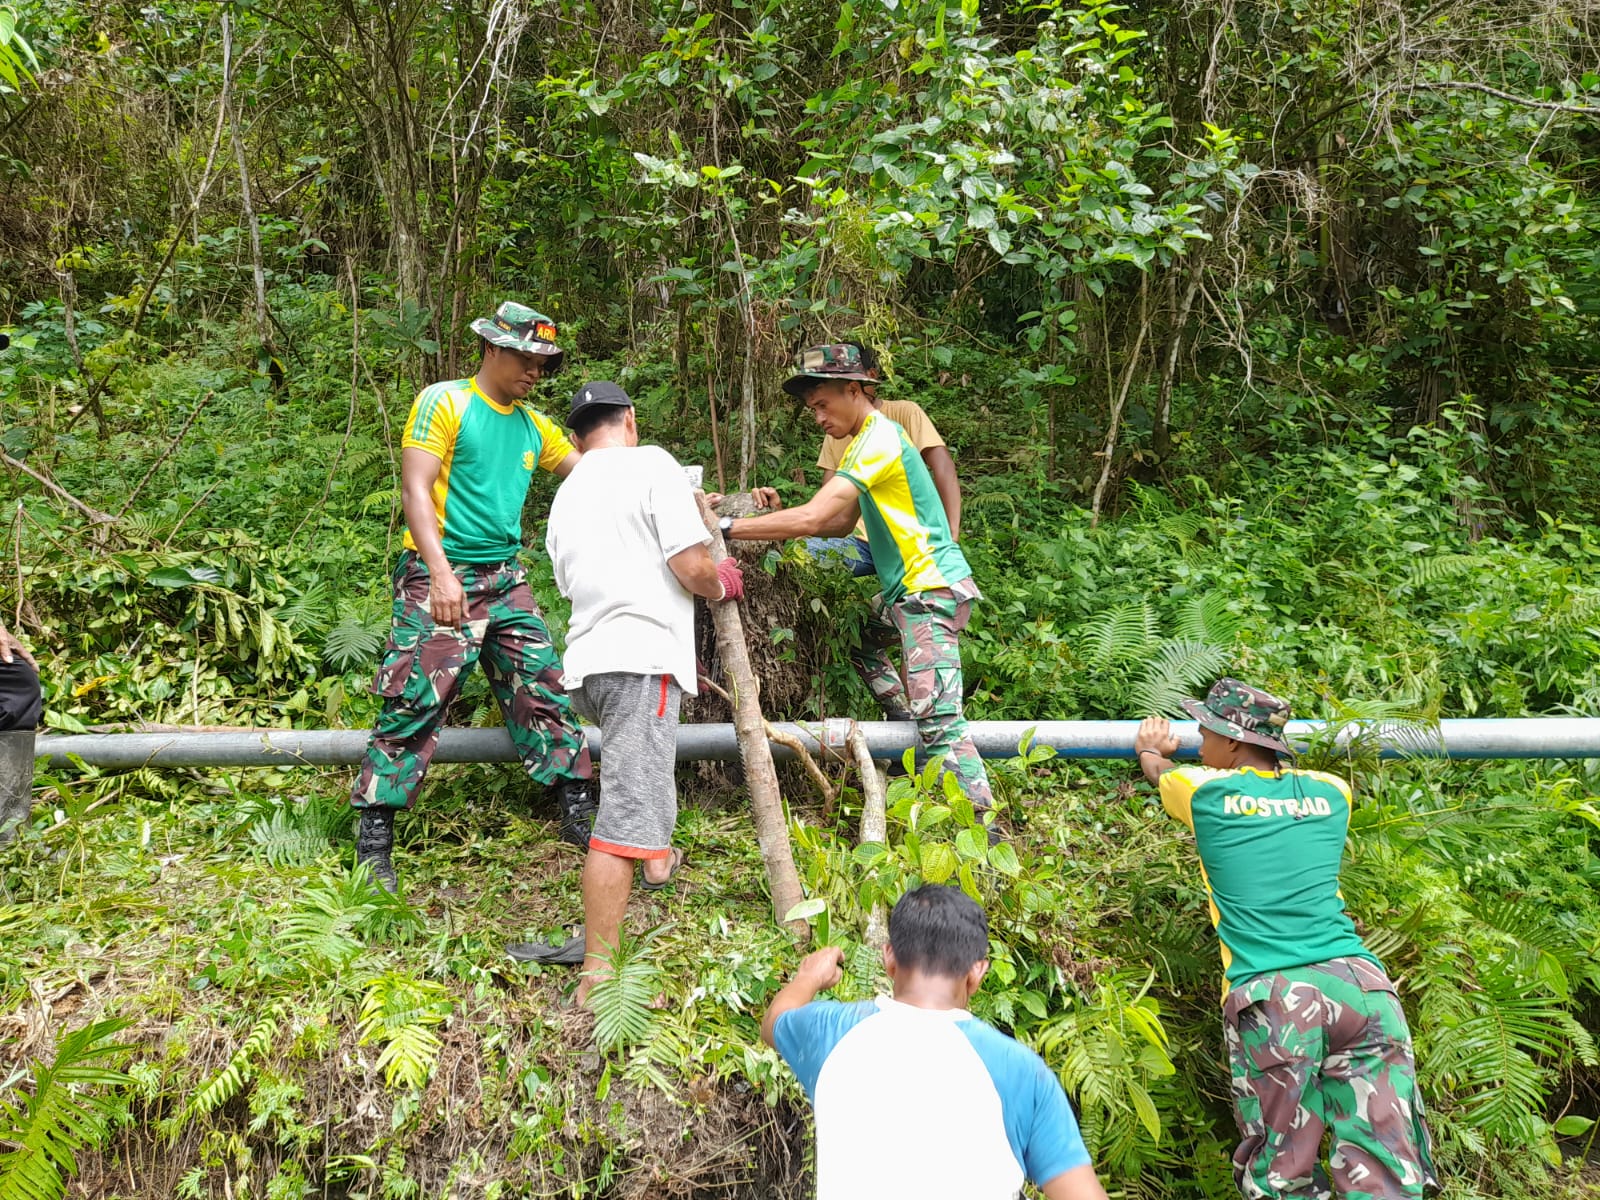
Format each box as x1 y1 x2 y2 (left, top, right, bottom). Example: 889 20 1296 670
534 380 744 1005
763 886 1109 1200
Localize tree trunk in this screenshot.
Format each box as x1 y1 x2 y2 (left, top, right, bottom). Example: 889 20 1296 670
1090 277 1151 526
223 14 273 369
849 728 889 954
694 492 808 937
1153 259 1204 461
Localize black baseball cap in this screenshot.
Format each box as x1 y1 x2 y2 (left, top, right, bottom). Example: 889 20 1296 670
566 380 633 428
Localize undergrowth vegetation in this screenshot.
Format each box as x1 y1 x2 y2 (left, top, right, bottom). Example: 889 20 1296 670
0 294 1597 1198
3 0 1600 1191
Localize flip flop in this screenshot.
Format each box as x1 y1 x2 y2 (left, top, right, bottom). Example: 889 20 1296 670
506 932 587 965
640 847 686 892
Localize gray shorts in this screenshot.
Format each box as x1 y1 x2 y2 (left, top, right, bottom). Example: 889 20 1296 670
568 672 681 859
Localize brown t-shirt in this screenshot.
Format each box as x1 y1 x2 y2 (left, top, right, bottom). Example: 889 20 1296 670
817 399 945 471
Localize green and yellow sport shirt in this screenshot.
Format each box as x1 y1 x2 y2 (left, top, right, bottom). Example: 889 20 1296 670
1158 765 1380 1000
401 378 575 565
835 411 971 605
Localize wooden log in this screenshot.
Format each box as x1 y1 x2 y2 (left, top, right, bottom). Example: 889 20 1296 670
695 491 809 938
849 726 889 954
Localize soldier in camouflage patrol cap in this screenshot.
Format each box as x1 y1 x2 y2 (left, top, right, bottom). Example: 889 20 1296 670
779 342 878 395
349 300 595 892
1133 680 1438 1199
723 344 997 837
1181 678 1295 753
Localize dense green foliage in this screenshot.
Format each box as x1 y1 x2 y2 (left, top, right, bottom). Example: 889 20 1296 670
1 0 1599 1195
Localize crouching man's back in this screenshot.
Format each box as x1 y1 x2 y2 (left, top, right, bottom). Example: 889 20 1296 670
762 886 1109 1200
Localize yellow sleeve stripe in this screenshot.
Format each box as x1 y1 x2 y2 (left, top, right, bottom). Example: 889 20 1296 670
406 384 463 449
530 409 576 471
837 414 895 484
1300 769 1355 803
1159 765 1228 829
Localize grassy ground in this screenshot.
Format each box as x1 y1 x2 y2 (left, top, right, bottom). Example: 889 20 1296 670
3 754 832 1198
8 734 1600 1198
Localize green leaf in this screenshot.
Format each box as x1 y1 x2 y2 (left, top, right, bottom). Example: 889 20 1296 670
852 842 888 866
921 843 957 884
146 566 201 588
784 897 827 923
1555 1115 1595 1137
987 843 1021 877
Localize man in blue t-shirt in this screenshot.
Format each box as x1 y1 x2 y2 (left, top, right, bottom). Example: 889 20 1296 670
762 886 1109 1200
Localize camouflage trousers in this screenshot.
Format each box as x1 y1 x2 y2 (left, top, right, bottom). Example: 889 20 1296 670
350 552 593 811
851 578 993 809
1223 957 1438 1200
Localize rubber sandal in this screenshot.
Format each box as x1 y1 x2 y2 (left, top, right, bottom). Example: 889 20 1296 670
640 848 686 892
506 932 587 965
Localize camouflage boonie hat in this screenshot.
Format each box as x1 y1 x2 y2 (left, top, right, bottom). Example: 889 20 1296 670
470 302 564 371
781 343 878 397
1182 678 1294 753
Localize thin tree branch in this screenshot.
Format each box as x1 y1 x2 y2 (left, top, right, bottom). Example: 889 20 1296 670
1408 80 1600 115
2 453 116 525
114 392 213 522
698 673 838 810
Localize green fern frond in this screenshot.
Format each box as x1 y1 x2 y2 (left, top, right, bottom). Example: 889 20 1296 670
1404 554 1484 588
1157 509 1208 547
323 616 385 672
1470 898 1599 1001
184 1006 282 1124
119 510 174 546
1544 590 1600 634
1033 971 1174 1159
1172 593 1241 647
1128 639 1232 718
1080 601 1158 668
1294 697 1441 776
248 808 333 867
962 491 1018 514
361 488 399 516
277 581 334 635
277 876 378 975
357 972 453 1091
0 1018 134 1200
589 930 662 1055
341 445 393 478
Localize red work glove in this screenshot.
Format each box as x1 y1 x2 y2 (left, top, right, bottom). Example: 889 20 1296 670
715 558 745 602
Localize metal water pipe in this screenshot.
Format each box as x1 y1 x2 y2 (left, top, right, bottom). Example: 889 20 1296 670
31 717 1600 770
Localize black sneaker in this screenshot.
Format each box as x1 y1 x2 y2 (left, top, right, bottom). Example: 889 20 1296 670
354 807 398 893
555 778 598 849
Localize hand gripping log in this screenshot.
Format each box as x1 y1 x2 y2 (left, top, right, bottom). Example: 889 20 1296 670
695 492 809 938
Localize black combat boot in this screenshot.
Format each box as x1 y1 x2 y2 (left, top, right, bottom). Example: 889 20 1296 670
554 777 598 849
355 807 398 893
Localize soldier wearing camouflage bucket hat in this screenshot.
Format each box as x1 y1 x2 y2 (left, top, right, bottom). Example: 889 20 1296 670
347 301 597 893
720 344 999 840
1134 680 1438 1200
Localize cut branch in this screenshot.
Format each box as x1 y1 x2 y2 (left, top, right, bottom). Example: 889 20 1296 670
115 392 212 522
694 492 808 938
849 727 889 953
2 453 116 526
1410 80 1600 115
697 673 838 810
